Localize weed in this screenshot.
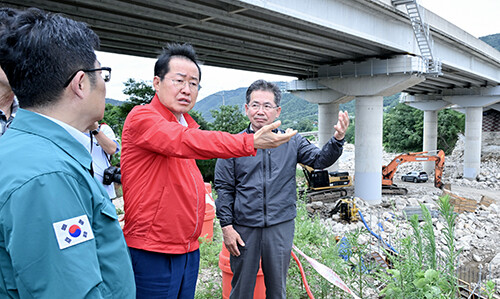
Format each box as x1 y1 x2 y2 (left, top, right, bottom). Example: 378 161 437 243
195 189 466 299
195 217 223 298
379 195 460 298
485 280 497 299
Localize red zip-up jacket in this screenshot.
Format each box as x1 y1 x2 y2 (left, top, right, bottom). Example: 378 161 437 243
121 95 256 254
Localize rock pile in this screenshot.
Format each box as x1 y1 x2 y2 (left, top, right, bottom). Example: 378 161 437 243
306 137 500 295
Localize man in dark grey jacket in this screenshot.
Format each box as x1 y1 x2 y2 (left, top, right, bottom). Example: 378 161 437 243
214 79 349 299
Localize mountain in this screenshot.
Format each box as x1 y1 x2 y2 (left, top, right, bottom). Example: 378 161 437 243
193 87 319 127
193 83 401 129
480 33 500 51
193 88 247 122
105 98 123 106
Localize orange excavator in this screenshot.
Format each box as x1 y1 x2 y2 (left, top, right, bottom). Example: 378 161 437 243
381 150 445 195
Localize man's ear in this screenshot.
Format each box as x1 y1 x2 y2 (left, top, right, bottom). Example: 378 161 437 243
69 71 86 99
153 76 161 93
275 106 282 118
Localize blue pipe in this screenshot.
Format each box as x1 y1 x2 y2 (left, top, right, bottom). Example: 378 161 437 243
358 210 398 254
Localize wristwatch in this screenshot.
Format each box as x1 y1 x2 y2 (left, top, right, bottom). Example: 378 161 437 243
91 127 100 135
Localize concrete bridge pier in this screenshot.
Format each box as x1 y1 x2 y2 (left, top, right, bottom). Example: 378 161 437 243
318 102 340 171
423 110 438 174
463 107 483 179
319 74 425 204
289 89 352 172
354 96 383 203
444 89 500 179
404 97 450 175
289 59 428 204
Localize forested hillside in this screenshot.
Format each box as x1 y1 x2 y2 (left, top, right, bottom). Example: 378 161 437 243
192 87 247 122
480 33 500 51
192 84 401 130
105 98 123 106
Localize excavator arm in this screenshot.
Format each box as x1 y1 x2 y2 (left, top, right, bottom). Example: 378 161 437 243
382 150 445 189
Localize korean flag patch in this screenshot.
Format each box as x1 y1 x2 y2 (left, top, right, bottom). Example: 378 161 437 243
53 215 94 250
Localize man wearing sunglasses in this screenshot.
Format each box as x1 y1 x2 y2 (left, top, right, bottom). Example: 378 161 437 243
0 8 134 298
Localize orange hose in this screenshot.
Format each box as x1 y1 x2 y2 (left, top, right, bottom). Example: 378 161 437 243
291 250 315 299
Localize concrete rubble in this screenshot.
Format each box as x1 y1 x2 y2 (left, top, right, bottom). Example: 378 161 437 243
305 133 500 294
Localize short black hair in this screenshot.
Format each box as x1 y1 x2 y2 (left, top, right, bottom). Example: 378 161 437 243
0 7 18 28
0 8 100 108
246 80 281 106
154 43 201 82
0 7 18 88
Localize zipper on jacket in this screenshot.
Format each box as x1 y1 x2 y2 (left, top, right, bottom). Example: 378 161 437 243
263 149 272 227
186 159 200 252
262 150 267 227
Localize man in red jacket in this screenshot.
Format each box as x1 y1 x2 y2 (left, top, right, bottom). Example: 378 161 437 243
121 43 297 299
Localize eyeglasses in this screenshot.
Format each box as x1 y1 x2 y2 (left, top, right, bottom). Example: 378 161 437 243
170 78 201 91
63 67 112 87
248 102 279 112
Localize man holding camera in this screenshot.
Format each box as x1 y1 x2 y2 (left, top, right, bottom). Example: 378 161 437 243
87 121 121 198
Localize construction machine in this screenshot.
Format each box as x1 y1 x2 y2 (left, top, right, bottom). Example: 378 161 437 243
330 197 359 222
381 150 445 195
300 164 352 202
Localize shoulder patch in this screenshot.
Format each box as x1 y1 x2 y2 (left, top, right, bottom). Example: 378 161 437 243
52 215 95 250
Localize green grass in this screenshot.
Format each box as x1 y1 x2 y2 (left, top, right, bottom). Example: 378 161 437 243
195 220 223 298
195 188 495 298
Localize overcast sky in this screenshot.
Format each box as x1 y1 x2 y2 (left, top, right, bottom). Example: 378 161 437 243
97 0 499 102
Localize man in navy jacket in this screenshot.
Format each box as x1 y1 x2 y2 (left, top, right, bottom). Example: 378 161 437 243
215 80 349 299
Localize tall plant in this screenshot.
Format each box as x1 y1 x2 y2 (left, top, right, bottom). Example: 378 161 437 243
380 195 460 298
437 194 461 296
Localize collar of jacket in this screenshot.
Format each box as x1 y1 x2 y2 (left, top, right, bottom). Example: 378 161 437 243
245 122 279 134
10 108 93 173
151 94 200 129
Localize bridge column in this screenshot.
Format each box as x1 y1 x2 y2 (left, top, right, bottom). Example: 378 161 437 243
289 63 427 205
287 88 353 173
354 96 383 204
463 107 483 179
422 110 438 174
318 73 424 204
403 96 450 175
318 102 340 171
443 89 500 180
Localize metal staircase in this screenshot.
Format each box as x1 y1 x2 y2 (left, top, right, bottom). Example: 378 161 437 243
392 0 442 76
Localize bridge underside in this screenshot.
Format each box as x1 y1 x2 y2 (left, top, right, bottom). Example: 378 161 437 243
3 0 499 203
2 0 498 95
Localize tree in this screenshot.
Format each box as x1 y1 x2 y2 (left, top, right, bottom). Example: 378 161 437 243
295 118 314 132
437 109 465 154
189 110 210 130
196 105 248 182
383 103 465 154
102 103 124 136
383 103 424 153
345 118 355 144
101 79 156 140
119 78 155 117
210 105 248 133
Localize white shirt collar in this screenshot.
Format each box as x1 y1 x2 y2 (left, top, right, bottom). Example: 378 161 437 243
36 113 91 152
179 114 188 127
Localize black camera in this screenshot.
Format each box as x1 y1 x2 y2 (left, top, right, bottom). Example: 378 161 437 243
103 166 121 185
